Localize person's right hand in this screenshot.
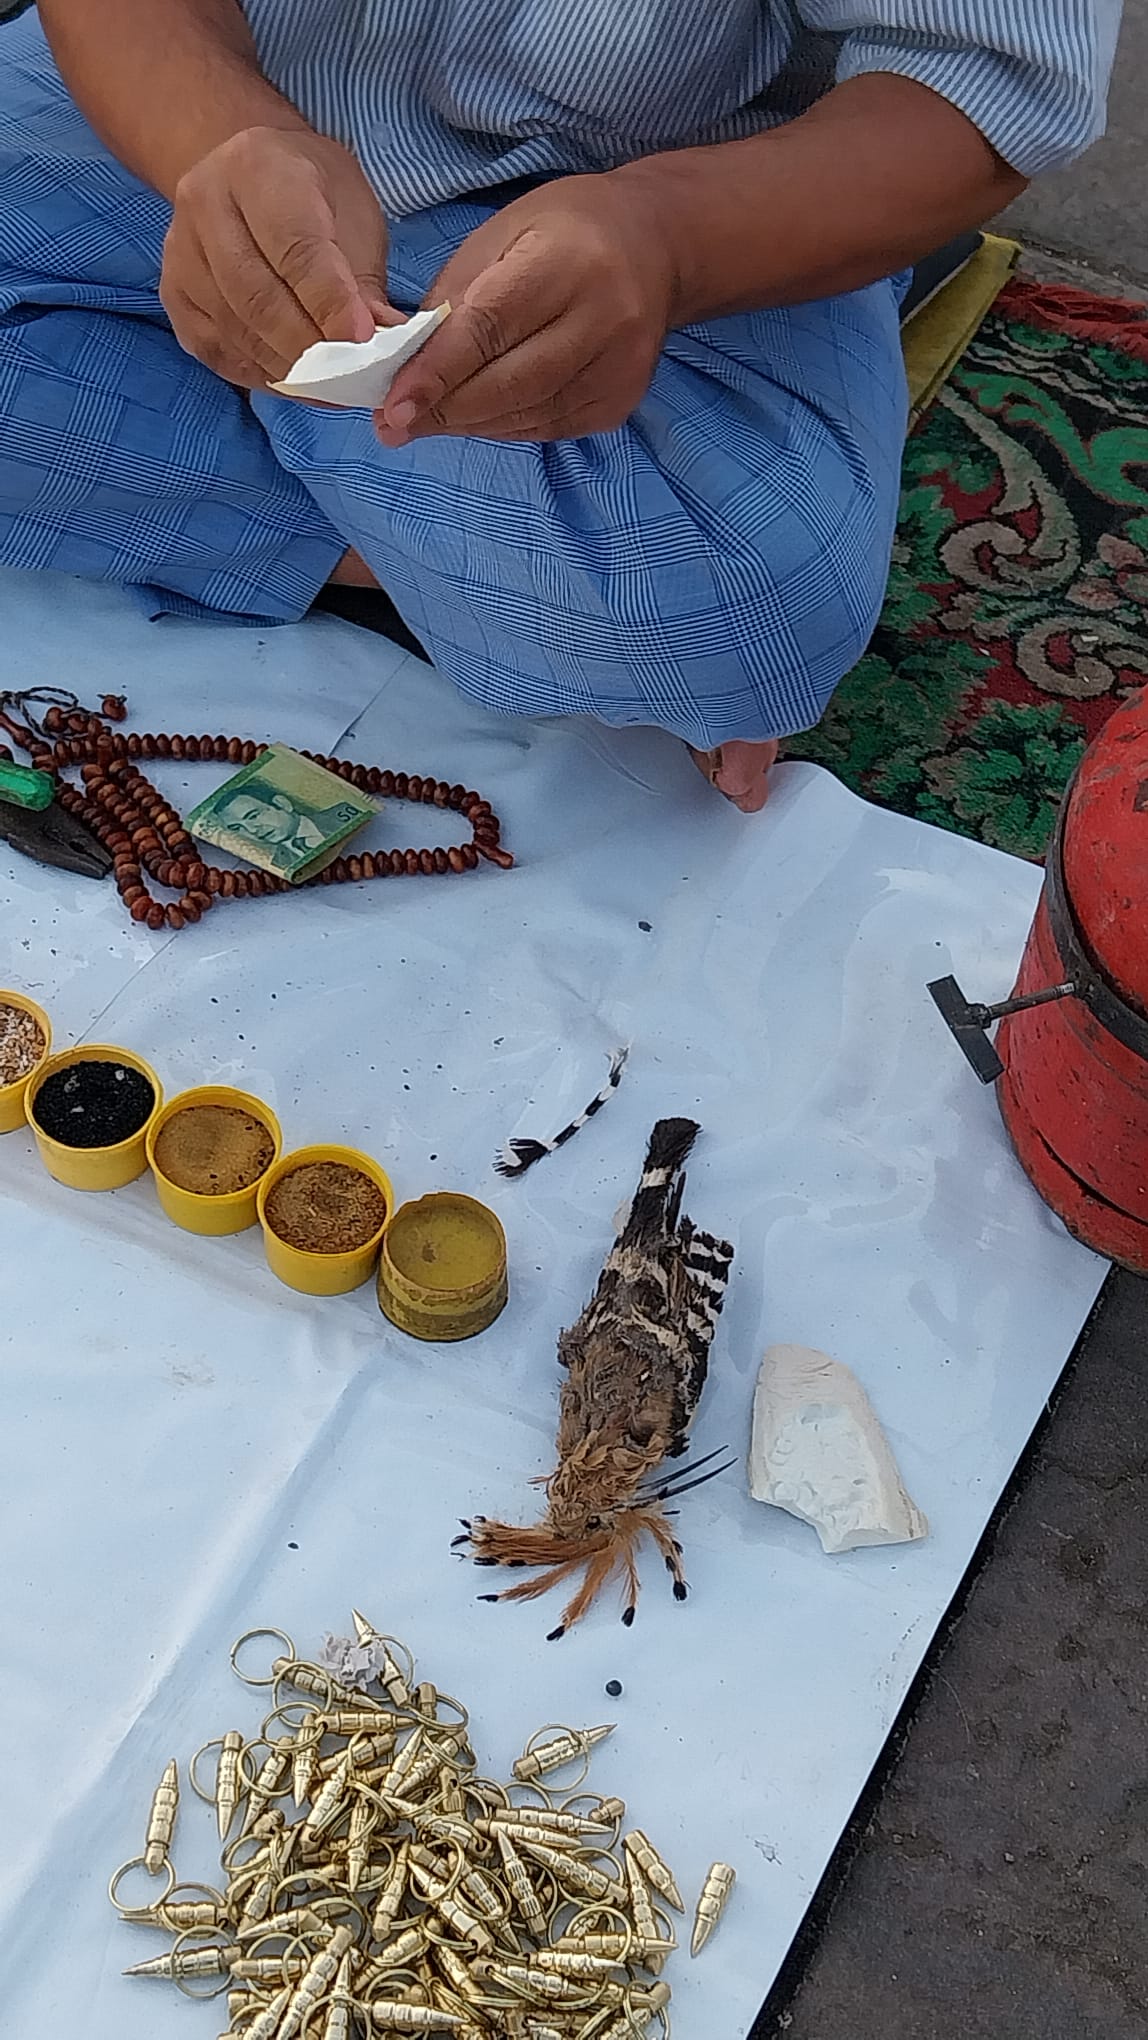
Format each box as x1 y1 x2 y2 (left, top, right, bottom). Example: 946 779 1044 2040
160 125 399 389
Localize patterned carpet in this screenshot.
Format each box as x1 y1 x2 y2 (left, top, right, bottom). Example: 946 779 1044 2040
788 276 1148 858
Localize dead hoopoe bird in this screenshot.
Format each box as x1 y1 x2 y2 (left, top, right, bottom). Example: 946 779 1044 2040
461 1117 735 1637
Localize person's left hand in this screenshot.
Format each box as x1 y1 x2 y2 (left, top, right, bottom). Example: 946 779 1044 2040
375 172 679 446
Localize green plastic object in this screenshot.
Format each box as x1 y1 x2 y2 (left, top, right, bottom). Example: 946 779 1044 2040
0 760 54 812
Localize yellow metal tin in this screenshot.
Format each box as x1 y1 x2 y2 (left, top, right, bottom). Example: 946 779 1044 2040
0 988 52 1134
378 1192 508 1341
25 1043 163 1191
147 1085 283 1237
257 1143 393 1296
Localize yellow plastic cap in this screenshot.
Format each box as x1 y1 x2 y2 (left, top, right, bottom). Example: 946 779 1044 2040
25 1043 163 1191
378 1192 508 1342
147 1085 283 1237
0 988 52 1135
257 1143 394 1296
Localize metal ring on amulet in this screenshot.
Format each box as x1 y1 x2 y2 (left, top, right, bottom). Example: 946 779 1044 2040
230 1627 296 1687
108 1852 176 1913
169 1927 232 2002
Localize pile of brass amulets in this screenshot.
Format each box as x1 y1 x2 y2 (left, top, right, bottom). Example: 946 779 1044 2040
108 1618 736 2039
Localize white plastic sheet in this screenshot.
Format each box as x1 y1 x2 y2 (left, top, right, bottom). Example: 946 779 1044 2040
0 570 1106 2037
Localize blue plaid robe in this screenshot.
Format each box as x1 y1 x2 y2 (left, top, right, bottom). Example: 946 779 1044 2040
0 7 1113 744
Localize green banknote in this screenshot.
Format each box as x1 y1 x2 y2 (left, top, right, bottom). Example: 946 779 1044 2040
187 745 378 884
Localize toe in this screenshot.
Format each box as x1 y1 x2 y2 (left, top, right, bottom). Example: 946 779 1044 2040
690 739 778 813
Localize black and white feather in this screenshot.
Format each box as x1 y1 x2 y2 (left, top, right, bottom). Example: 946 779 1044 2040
495 1046 630 1178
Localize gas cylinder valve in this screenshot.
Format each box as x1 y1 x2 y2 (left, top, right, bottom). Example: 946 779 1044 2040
928 974 1079 1084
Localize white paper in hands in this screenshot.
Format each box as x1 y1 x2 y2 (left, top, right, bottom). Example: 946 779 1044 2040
271 303 451 409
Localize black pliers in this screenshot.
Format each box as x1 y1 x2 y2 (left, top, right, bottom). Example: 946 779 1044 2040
0 799 111 878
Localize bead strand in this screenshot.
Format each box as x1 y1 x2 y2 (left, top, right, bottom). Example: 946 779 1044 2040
6 700 512 931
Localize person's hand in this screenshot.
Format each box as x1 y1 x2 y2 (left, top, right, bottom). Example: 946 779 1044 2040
161 125 400 389
376 173 680 446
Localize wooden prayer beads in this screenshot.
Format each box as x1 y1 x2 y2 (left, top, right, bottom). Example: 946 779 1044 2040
0 692 512 934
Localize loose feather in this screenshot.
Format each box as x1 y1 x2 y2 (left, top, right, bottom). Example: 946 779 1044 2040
494 1046 630 1177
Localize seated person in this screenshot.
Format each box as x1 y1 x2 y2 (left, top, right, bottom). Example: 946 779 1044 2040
0 3 1119 809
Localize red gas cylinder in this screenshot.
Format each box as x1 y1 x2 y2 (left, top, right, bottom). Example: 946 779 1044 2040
994 690 1148 1269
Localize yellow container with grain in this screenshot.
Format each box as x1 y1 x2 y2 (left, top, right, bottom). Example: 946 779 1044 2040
0 989 52 1134
258 1143 393 1296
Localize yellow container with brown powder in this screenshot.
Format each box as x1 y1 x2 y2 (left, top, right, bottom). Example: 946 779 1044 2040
258 1143 393 1296
147 1085 283 1236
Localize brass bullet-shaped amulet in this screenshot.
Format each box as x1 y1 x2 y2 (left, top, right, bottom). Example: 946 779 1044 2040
624 1828 685 1912
215 1731 244 1841
511 1724 613 1782
143 1759 179 1874
691 1860 736 1956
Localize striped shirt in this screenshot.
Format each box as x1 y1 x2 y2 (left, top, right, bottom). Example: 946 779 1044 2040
242 0 1121 218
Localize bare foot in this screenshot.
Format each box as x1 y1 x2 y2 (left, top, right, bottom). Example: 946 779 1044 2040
328 547 381 590
689 739 779 813
318 588 779 815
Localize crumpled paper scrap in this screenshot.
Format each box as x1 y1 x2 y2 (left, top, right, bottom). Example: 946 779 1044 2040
318 1632 391 1692
271 303 451 409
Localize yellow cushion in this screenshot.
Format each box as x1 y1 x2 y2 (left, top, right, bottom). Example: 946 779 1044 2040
901 232 1021 424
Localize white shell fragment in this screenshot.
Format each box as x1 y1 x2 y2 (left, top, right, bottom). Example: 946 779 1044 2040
748 1344 928 1554
271 302 451 408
